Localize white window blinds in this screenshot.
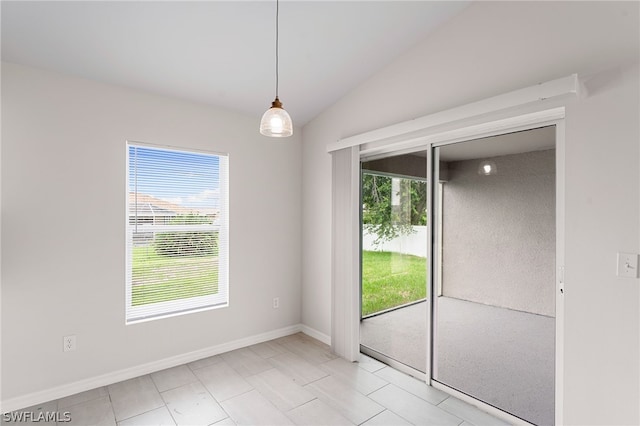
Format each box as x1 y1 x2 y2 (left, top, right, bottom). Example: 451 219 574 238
126 142 229 323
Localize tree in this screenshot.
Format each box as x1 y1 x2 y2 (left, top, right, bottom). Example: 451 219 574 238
362 173 427 245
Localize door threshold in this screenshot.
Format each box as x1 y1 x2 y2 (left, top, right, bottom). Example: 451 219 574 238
360 345 426 381
361 298 427 320
431 380 535 426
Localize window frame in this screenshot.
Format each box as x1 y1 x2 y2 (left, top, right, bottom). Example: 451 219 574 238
125 141 229 324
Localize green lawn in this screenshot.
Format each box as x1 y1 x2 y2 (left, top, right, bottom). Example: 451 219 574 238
362 251 427 316
132 246 218 306
131 247 421 313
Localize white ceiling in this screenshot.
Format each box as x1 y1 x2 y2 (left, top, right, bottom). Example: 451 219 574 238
1 1 470 126
438 126 556 162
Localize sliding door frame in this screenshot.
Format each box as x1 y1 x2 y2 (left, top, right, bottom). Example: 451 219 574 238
426 119 565 426
336 109 567 425
359 167 429 379
329 75 577 426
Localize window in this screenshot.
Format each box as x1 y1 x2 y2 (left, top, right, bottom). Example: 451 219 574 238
126 142 229 323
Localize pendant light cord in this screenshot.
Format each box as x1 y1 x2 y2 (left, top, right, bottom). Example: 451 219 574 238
275 0 279 99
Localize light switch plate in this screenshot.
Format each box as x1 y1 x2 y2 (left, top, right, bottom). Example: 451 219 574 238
617 252 638 278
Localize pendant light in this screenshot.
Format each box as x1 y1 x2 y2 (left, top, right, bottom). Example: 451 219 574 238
260 0 293 137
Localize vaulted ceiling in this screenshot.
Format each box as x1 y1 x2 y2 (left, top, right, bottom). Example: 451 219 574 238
1 1 470 125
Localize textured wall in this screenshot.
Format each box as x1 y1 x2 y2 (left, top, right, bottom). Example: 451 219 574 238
441 149 555 317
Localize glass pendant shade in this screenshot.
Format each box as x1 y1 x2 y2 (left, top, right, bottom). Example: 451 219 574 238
260 97 293 137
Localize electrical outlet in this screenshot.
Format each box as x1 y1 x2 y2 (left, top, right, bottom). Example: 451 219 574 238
273 297 280 309
63 335 76 352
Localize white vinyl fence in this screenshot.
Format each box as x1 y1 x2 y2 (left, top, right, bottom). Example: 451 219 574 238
362 225 427 258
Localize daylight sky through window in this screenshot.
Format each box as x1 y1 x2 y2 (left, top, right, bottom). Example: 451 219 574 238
128 145 220 211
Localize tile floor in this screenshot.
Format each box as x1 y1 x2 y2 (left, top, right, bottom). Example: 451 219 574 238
6 333 509 426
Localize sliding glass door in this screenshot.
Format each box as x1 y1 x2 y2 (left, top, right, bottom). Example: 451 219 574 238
359 153 428 373
431 127 557 425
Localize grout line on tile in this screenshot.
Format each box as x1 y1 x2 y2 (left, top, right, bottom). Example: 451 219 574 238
115 405 165 423
436 395 451 406
216 386 254 403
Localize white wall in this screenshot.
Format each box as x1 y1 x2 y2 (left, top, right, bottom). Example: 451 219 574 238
564 63 639 424
301 2 639 424
1 63 302 402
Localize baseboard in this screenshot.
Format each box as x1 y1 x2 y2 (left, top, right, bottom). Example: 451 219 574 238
1 324 302 413
300 324 331 345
